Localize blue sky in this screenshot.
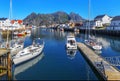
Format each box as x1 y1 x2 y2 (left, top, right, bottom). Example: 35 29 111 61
0 0 120 20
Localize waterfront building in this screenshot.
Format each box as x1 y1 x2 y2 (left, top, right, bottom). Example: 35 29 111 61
106 16 120 30
0 18 11 27
94 14 112 28
82 20 95 29
69 22 83 28
81 14 112 29
94 14 112 25
0 18 25 30
11 20 23 27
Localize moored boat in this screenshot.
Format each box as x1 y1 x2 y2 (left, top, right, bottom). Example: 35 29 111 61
85 38 102 50
12 38 44 65
66 35 77 49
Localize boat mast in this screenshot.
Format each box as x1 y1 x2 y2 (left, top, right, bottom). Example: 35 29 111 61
9 0 12 20
88 0 91 38
6 0 12 48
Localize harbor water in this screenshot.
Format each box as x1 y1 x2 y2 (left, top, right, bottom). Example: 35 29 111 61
2 28 120 80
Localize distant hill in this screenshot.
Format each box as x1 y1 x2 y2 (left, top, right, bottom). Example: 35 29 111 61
23 11 84 26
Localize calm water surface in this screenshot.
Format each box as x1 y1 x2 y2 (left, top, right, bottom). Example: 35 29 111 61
13 28 120 80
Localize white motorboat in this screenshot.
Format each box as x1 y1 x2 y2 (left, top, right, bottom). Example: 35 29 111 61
12 39 44 65
66 36 77 49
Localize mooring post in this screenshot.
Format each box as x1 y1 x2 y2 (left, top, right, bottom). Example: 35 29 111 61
7 51 12 80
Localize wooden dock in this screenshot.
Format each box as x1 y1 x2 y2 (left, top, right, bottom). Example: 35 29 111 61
77 42 120 80
0 48 10 56
0 48 12 80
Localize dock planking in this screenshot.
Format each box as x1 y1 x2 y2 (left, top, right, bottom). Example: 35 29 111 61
0 48 10 56
77 42 120 80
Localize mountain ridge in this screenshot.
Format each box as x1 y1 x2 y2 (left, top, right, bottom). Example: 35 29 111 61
23 11 84 26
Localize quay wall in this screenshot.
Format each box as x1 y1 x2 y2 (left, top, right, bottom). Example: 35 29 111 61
79 29 120 37
52 27 120 36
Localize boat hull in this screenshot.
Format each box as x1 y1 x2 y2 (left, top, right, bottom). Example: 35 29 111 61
85 42 102 51
13 45 44 66
66 44 77 50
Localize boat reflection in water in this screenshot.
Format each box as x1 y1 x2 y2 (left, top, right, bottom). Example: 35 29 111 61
13 52 44 79
66 49 77 60
94 50 102 55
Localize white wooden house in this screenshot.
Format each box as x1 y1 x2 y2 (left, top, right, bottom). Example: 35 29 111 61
82 14 112 29
0 18 24 30
0 18 11 27
94 14 112 27
106 16 120 30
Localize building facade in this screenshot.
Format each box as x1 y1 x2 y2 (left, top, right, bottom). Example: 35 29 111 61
106 16 120 30
82 14 112 29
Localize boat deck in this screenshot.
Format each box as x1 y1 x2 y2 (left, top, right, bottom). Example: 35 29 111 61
77 42 120 80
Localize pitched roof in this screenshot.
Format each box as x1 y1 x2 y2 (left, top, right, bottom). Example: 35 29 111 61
0 18 7 20
94 15 106 20
112 16 120 21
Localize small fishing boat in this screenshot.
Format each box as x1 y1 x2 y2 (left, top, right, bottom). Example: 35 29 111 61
66 35 77 49
13 31 25 36
18 32 26 36
12 38 44 65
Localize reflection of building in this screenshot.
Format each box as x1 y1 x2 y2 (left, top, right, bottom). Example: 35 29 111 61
94 36 120 52
110 39 120 52
89 36 110 49
95 37 110 49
